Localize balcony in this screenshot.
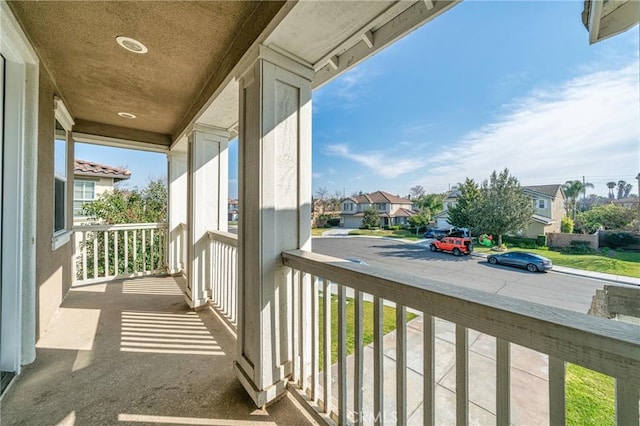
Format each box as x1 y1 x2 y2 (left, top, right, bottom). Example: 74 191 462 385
6 224 637 425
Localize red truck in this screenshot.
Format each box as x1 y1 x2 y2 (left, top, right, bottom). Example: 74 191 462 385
429 237 473 256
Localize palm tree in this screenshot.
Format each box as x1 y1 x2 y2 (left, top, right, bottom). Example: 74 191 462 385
617 180 627 199
563 179 594 219
623 183 633 198
606 181 616 199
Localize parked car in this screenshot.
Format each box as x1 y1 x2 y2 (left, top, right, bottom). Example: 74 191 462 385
424 227 468 240
486 251 552 272
429 237 473 256
424 228 445 239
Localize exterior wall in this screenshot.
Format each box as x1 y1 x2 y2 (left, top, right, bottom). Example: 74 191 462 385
72 176 116 225
35 66 74 339
547 232 599 249
532 196 552 218
550 196 566 226
524 222 547 238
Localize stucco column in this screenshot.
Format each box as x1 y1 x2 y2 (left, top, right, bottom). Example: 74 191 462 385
234 45 313 407
185 125 229 309
167 151 188 275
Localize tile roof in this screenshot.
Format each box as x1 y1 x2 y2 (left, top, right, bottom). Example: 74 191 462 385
352 191 412 204
74 159 131 180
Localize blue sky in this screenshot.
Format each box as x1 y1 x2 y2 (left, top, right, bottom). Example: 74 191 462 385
78 1 639 198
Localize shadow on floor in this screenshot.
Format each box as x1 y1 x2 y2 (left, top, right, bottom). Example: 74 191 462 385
1 276 315 425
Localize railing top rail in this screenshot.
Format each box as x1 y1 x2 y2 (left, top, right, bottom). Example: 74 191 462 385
72 222 168 232
207 230 238 247
282 249 640 382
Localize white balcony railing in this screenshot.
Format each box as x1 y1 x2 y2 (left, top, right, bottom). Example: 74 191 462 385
73 223 168 285
282 249 640 425
207 230 238 328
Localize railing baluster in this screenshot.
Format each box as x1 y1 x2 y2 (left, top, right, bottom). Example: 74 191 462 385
397 304 407 425
150 229 155 271
103 231 109 277
142 229 146 273
231 245 237 325
311 276 320 402
456 324 468 426
92 232 98 280
133 230 137 272
124 230 129 273
337 283 347 425
114 231 119 275
424 314 435 426
616 378 639 426
496 338 510 426
301 272 311 395
298 270 304 388
373 296 384 426
354 290 364 425
82 231 87 282
322 279 332 416
549 357 565 425
292 268 300 385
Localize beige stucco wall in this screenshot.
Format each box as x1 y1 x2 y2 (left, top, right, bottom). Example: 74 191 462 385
36 66 74 339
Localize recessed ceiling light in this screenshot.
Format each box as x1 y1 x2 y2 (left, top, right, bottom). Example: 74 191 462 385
116 36 148 54
118 112 137 119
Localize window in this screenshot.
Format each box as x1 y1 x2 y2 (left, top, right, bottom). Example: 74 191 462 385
52 96 74 250
538 199 546 209
74 180 96 217
53 123 67 232
343 202 353 211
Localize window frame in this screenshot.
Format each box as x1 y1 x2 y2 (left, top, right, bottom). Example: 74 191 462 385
51 96 74 250
73 179 96 218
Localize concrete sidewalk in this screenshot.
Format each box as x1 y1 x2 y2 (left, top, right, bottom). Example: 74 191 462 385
331 316 550 425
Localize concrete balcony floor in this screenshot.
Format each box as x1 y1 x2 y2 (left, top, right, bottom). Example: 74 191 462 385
1 276 316 426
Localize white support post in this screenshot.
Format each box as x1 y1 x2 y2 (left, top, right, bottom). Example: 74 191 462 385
167 152 188 275
185 125 229 309
234 45 313 408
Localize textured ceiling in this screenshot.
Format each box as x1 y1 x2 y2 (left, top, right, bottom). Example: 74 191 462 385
8 1 285 146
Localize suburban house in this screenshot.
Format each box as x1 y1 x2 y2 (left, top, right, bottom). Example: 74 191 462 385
434 184 567 237
1 1 637 425
522 184 567 237
341 191 415 228
73 159 131 224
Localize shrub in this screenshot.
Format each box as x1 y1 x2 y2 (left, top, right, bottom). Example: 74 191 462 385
503 235 539 249
326 218 341 227
562 240 595 254
561 217 574 234
601 232 640 249
536 234 547 247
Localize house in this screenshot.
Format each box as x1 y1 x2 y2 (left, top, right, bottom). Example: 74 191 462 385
433 184 566 238
1 0 637 423
341 191 415 228
522 184 567 237
228 199 239 222
73 159 131 224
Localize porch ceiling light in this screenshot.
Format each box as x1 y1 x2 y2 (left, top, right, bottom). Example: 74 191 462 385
118 112 137 119
115 36 148 54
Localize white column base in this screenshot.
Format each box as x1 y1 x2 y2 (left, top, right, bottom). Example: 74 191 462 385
234 361 289 408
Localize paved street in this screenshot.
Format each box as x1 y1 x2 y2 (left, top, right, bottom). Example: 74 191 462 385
312 236 608 313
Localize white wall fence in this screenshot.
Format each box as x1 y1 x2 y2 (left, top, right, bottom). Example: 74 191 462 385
282 249 639 425
207 230 238 328
73 223 168 285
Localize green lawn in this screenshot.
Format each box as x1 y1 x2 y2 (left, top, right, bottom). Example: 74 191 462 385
474 246 640 278
312 228 327 236
318 295 417 369
348 229 422 240
566 364 615 425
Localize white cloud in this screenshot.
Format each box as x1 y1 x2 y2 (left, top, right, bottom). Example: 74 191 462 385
416 62 640 195
323 143 424 179
312 172 322 179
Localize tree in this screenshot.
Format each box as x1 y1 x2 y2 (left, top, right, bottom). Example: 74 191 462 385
616 180 627 199
315 187 328 214
561 216 574 233
476 169 534 246
360 205 380 229
408 209 431 235
447 178 483 233
574 204 636 234
82 179 168 224
409 185 425 199
563 179 594 219
607 182 616 199
414 193 444 213
623 183 633 198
